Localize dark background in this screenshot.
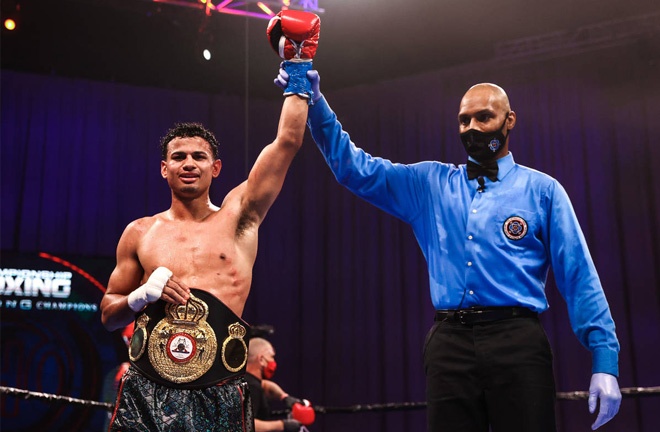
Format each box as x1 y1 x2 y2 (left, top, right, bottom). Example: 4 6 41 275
2 0 660 431
3 0 660 98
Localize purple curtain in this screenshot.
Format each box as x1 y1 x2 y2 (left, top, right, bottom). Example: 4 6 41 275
2 41 659 431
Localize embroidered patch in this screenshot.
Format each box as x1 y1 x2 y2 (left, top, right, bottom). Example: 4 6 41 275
503 216 528 240
488 138 501 152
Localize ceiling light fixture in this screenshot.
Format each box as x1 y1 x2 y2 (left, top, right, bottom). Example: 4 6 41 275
152 0 323 20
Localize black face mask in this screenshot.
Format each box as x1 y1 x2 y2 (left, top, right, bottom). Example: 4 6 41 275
460 114 509 162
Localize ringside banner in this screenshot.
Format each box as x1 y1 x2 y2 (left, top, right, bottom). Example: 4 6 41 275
1 251 126 431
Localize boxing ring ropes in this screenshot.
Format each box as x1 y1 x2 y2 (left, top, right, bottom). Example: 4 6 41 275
2 384 659 415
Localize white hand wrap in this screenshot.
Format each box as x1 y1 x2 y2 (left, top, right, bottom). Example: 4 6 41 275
127 266 173 312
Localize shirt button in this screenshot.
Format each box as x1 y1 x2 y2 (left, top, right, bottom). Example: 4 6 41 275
468 235 473 240
472 209 477 214
467 261 472 266
469 290 474 295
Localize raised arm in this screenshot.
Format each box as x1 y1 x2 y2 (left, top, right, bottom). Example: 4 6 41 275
242 10 320 223
242 95 308 223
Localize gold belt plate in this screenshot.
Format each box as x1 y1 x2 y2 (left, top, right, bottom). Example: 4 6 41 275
148 293 218 384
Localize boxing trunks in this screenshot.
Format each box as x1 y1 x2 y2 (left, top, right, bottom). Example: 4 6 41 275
109 369 254 432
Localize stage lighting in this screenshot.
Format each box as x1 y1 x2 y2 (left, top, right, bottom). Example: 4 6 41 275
256 2 274 16
203 49 211 60
4 18 16 31
153 0 323 21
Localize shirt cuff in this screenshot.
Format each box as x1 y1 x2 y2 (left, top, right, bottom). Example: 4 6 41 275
307 94 332 125
592 348 619 377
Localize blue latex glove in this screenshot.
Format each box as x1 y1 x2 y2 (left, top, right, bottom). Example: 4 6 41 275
306 69 322 103
588 373 622 430
274 66 288 90
274 66 322 104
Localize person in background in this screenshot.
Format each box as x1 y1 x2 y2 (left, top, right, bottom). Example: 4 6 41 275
245 337 314 432
101 324 133 431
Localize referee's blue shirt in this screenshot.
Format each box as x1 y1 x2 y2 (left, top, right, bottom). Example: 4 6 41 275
308 96 619 376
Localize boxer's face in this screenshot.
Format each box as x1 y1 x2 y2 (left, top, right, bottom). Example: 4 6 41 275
161 137 222 197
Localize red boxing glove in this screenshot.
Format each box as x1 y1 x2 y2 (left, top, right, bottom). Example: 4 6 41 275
113 362 130 389
121 322 135 347
267 10 320 61
291 400 315 426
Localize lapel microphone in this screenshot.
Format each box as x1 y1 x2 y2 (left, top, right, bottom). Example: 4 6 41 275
477 176 486 193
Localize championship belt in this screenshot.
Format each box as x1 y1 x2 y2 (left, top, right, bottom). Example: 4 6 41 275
128 288 250 389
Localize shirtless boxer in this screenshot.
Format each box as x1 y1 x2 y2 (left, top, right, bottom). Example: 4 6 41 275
101 10 320 431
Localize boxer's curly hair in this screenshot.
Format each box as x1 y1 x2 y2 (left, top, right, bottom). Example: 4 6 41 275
160 122 220 160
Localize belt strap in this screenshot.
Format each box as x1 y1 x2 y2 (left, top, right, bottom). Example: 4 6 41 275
434 307 536 325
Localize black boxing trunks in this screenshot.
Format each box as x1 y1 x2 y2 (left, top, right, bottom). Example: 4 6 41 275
109 367 254 432
128 288 250 390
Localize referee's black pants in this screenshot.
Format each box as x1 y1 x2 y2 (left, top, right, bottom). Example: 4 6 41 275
423 316 557 432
